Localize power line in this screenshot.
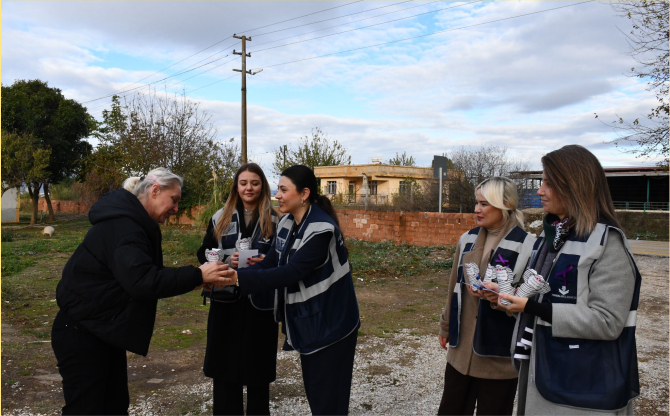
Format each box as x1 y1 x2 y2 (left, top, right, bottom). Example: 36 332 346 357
251 0 445 50
237 0 364 36
250 0 415 38
250 0 485 54
124 2 427 100
83 53 237 104
186 74 239 95
81 1 365 105
249 1 594 71
86 56 242 115
90 37 237 103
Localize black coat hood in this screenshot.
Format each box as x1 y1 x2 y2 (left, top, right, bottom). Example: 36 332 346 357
89 189 158 236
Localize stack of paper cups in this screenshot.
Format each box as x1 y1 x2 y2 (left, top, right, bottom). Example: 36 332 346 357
516 269 551 298
482 265 495 283
495 265 515 305
464 263 481 292
205 248 223 263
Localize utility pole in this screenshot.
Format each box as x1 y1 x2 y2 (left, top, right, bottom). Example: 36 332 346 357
233 34 262 163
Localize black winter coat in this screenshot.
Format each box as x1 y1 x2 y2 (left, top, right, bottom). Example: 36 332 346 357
55 189 203 356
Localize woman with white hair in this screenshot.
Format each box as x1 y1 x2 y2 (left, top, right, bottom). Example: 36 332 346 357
52 167 230 415
437 177 536 415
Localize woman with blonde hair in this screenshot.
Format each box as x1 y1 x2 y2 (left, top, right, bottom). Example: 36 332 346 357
437 176 536 415
197 163 279 415
497 145 640 415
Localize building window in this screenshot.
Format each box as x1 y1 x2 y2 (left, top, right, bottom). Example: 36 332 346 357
327 181 337 195
369 180 378 196
399 181 412 194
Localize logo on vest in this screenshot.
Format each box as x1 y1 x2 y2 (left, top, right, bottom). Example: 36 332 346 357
494 254 509 267
553 266 575 299
276 237 286 252
260 237 272 244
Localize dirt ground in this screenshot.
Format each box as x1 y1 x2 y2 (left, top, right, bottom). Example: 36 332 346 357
1 254 667 415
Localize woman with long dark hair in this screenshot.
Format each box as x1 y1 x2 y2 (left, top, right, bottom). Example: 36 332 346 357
497 145 641 415
214 164 360 416
197 163 279 415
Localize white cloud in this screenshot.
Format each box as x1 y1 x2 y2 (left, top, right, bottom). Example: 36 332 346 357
2 0 663 173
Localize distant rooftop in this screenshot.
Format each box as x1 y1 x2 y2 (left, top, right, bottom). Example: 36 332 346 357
314 163 436 179
511 166 669 178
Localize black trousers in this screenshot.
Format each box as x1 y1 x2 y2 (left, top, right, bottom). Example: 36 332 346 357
212 379 270 415
51 310 130 415
299 329 358 415
438 363 518 416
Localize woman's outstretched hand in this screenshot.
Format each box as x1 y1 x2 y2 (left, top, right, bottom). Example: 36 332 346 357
208 268 239 289
198 261 237 289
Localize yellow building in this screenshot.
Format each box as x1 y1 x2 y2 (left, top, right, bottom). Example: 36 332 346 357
314 163 439 204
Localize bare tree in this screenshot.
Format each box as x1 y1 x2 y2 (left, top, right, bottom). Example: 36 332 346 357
87 90 241 211
599 0 669 164
447 146 531 212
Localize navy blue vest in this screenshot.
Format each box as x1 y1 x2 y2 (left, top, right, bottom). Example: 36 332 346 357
210 207 278 310
449 226 535 358
274 204 360 355
531 223 641 411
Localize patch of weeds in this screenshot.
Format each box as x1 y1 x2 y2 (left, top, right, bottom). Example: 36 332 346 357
1 254 36 276
180 231 204 256
347 239 455 278
2 232 17 242
17 370 31 376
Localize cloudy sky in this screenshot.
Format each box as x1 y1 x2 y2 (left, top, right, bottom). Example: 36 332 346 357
2 0 663 181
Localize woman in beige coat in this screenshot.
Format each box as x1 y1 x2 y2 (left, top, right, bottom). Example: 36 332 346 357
437 177 535 415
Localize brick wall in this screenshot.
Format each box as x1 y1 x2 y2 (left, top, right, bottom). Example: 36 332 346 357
168 206 206 225
37 199 93 215
39 200 478 245
339 209 477 246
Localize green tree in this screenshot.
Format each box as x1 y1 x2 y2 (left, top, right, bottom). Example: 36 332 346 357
600 0 669 164
1 79 93 221
387 151 416 166
272 127 351 176
1 130 52 224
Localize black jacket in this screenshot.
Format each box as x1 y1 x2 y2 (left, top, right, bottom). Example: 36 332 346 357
55 188 203 356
